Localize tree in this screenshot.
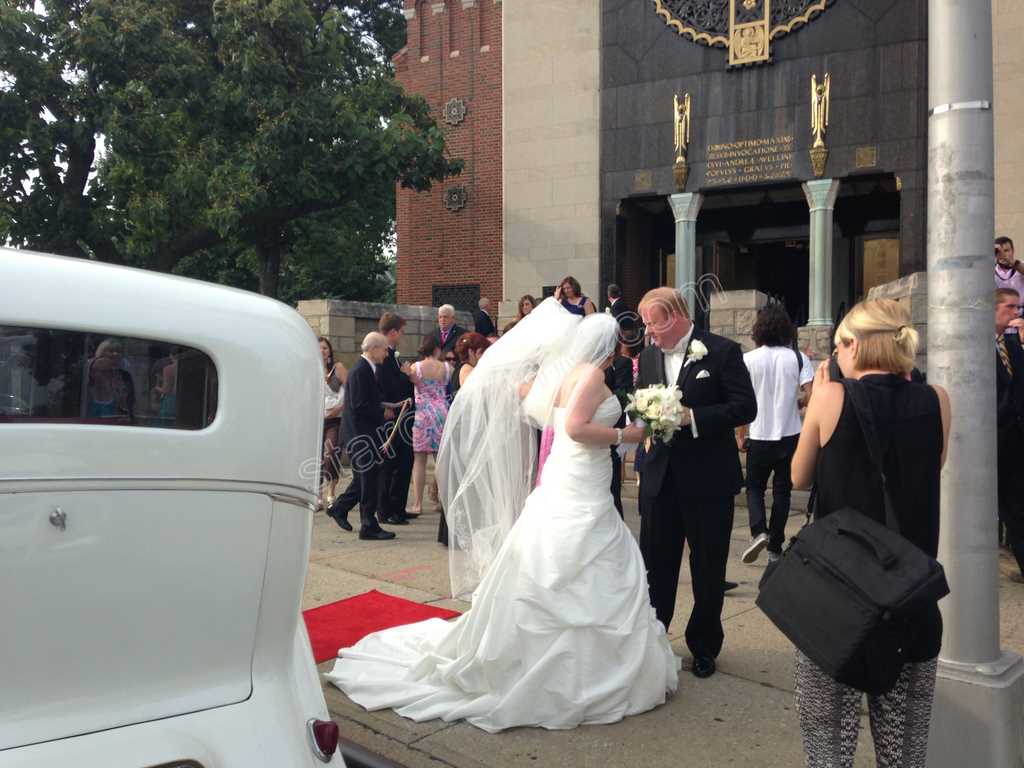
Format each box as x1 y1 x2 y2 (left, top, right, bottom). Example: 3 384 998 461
1 0 459 299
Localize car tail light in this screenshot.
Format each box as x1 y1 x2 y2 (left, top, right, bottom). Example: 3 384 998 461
307 718 340 762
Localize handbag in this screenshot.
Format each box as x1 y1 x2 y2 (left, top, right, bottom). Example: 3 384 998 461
324 389 342 415
756 379 949 694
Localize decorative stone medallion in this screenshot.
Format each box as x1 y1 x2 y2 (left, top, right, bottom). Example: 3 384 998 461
652 0 832 67
444 186 468 212
442 97 468 126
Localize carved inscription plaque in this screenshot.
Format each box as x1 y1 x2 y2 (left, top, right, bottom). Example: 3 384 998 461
705 135 795 186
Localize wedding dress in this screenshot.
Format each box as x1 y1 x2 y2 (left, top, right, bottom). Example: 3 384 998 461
324 394 680 733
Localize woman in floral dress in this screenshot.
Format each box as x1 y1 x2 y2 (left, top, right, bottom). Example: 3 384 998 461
410 336 452 515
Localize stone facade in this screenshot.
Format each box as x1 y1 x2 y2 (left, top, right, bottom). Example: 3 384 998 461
865 270 928 373
501 0 603 315
601 0 929 316
994 0 1024 242
296 300 473 368
393 0 504 310
708 289 767 352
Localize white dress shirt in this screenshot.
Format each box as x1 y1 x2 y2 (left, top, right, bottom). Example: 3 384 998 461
662 326 694 386
660 326 698 437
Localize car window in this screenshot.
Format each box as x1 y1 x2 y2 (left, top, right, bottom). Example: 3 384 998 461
0 327 217 429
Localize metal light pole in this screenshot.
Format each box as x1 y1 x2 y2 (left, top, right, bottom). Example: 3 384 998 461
927 1 1024 765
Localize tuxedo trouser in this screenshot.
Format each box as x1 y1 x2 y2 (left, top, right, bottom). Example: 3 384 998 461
330 474 360 520
342 436 384 532
379 412 414 517
998 452 1024 576
609 447 624 519
355 462 383 533
640 486 735 658
745 435 799 554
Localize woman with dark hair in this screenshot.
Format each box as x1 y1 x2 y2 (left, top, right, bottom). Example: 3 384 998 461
319 336 348 505
738 304 812 565
454 332 490 391
409 335 451 515
557 277 596 316
516 294 538 320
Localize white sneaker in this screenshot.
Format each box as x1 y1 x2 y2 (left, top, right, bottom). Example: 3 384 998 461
742 533 770 564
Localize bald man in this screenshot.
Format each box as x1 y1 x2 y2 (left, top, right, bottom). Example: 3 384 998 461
335 332 396 540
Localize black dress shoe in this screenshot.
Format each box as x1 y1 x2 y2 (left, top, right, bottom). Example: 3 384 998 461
692 656 716 679
332 516 353 532
404 512 421 519
723 580 739 593
382 515 409 525
359 528 396 541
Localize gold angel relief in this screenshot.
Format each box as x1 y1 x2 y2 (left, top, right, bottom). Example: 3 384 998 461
811 72 831 149
674 92 691 163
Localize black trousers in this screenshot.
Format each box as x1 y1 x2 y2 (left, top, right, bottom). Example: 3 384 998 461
998 452 1024 576
378 412 414 518
335 437 384 532
640 479 735 659
330 474 360 520
610 448 624 519
745 434 799 554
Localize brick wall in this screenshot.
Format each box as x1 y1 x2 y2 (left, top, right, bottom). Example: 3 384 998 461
394 0 503 308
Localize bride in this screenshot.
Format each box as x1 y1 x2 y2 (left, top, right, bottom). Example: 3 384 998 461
325 304 680 733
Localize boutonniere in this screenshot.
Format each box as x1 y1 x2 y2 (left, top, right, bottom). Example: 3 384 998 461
685 339 709 366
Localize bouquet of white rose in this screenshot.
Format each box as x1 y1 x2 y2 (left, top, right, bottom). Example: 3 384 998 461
626 384 685 445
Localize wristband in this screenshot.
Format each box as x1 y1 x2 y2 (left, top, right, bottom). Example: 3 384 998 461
615 428 623 446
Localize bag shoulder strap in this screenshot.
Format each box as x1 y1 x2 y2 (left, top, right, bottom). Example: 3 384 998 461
840 378 900 533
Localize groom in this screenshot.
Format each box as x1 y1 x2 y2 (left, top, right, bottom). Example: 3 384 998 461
636 287 756 678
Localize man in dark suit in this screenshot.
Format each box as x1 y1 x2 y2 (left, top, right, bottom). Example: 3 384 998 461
338 332 395 541
996 288 1024 582
434 304 466 354
474 298 497 337
606 283 630 321
636 287 756 678
605 350 633 518
378 312 415 525
607 283 642 351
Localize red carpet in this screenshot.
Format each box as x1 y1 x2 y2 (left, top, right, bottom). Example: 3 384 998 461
303 589 462 663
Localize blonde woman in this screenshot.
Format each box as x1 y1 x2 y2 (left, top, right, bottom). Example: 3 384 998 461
790 299 951 768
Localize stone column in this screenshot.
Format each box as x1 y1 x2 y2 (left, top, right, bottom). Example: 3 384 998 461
669 192 703 313
801 179 840 326
927 2 1024 766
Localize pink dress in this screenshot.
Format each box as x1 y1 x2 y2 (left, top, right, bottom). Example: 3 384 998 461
412 362 450 453
534 426 556 487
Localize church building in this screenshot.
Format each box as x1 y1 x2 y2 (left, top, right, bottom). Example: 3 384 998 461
393 0 1023 334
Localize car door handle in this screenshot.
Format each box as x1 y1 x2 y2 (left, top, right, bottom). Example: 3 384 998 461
49 507 67 532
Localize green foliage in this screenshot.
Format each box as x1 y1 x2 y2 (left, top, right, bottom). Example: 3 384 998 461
1 0 459 300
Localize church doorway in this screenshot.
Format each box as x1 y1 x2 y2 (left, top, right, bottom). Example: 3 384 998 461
612 176 900 329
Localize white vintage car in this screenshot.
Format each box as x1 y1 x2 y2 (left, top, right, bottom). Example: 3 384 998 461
0 248 342 766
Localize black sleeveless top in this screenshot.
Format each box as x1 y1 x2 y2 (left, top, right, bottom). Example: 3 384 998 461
814 374 943 662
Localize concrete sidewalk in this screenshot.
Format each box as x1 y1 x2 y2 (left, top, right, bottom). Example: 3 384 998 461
303 475 1024 768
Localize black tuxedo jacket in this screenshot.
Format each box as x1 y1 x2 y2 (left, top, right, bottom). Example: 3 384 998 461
636 328 756 499
997 332 1024 462
434 324 466 353
608 298 632 320
604 354 634 430
341 357 384 446
379 348 414 414
474 311 497 337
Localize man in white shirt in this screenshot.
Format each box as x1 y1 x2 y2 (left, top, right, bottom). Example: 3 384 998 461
739 304 813 564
